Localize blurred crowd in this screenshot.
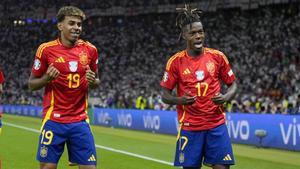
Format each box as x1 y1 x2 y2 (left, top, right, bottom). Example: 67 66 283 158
0 3 299 114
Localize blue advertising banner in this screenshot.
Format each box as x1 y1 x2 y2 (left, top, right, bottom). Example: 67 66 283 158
2 105 300 151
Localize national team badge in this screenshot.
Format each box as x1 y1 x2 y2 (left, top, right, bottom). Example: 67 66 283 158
195 70 204 81
179 152 185 163
69 61 78 72
206 60 215 76
79 52 89 66
163 71 168 82
40 146 48 158
33 59 41 70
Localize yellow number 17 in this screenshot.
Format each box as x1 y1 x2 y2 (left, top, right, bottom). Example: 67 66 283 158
195 82 209 96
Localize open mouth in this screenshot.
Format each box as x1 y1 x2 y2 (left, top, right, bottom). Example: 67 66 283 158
70 32 80 37
194 41 203 48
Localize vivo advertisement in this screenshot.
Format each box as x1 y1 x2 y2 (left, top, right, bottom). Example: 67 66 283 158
2 105 300 151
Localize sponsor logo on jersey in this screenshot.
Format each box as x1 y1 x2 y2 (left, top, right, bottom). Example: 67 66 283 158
55 57 65 63
183 68 191 75
228 69 233 77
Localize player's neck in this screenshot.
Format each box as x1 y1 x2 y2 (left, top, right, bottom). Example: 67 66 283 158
186 48 204 57
59 36 77 48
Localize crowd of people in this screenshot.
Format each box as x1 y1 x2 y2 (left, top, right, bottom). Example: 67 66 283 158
0 3 299 114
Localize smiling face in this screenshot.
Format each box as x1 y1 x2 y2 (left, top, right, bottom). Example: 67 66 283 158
182 22 205 55
57 15 82 46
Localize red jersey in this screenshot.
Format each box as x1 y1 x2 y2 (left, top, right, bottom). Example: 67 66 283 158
0 69 4 116
0 70 4 84
31 39 98 123
160 48 236 131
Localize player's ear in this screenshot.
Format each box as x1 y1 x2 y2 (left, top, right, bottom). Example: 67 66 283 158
57 22 63 31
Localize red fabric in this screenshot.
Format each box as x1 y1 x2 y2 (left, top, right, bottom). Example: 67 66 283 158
0 70 4 84
31 39 98 123
160 48 236 131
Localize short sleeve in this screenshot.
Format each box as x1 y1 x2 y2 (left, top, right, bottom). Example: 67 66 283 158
218 52 236 85
31 44 48 77
160 57 178 90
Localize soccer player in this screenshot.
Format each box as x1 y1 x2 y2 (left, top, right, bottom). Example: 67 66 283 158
0 69 5 135
160 5 237 169
28 6 99 169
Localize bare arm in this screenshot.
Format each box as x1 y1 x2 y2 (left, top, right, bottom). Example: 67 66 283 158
211 81 237 105
28 63 60 91
161 87 196 105
0 84 3 95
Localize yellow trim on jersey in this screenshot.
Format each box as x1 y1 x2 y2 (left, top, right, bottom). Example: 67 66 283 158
35 40 58 59
85 94 90 124
85 41 98 51
166 50 185 71
176 105 187 140
40 90 54 131
205 48 229 64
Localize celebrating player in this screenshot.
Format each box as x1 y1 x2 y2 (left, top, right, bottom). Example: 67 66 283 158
160 5 237 169
28 6 99 169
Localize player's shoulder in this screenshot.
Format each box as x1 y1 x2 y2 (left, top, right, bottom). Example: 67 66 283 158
205 47 229 64
78 39 98 52
36 39 60 58
166 50 186 70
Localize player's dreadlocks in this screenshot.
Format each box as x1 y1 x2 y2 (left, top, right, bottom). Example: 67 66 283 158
176 4 202 39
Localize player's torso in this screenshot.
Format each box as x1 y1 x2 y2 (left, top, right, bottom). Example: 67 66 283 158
177 51 221 102
43 43 92 122
175 50 225 130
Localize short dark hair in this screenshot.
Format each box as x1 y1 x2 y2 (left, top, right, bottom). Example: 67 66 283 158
176 4 202 30
56 6 86 22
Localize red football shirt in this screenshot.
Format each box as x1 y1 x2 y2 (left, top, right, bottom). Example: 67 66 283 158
160 48 236 131
31 39 98 123
0 70 4 84
0 69 4 116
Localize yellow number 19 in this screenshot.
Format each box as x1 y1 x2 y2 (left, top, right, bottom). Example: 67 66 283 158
41 129 53 145
67 73 80 88
195 82 209 96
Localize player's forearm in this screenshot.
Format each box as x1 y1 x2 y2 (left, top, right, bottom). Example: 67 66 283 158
161 88 181 105
28 75 49 91
224 81 237 101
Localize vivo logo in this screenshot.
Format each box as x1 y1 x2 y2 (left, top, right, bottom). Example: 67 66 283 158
280 118 300 146
227 116 250 140
143 113 160 130
117 113 132 127
96 112 111 124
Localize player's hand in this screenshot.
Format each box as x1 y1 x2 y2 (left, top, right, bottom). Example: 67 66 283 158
211 93 227 105
178 93 196 105
45 63 60 82
85 65 96 85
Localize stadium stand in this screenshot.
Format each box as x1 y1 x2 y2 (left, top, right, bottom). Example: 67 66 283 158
0 1 299 114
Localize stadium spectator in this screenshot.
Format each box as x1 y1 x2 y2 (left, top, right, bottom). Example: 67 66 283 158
0 2 299 114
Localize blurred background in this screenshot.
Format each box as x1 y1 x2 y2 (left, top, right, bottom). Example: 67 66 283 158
0 0 299 114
